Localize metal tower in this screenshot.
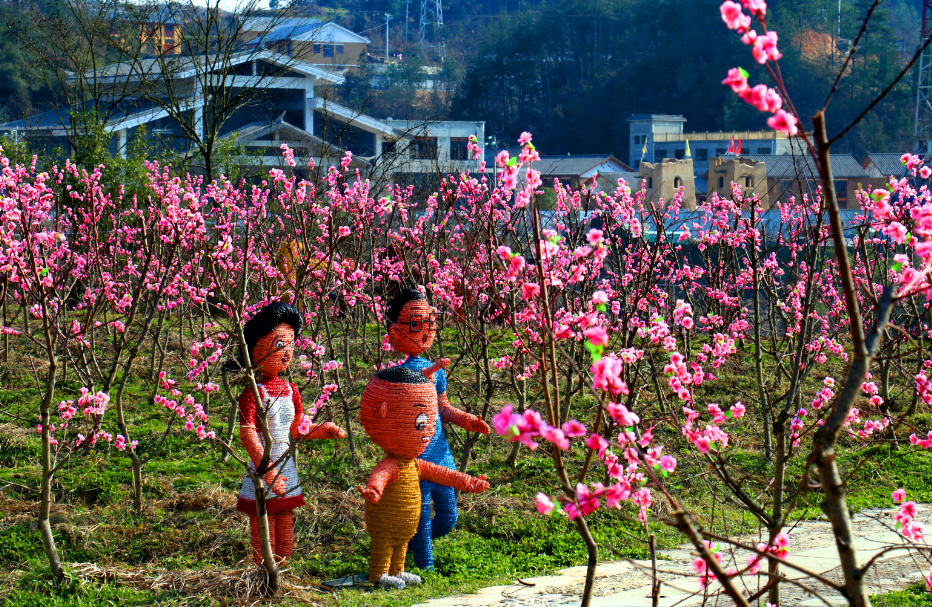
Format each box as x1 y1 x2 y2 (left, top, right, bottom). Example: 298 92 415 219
917 0 932 155
418 0 443 55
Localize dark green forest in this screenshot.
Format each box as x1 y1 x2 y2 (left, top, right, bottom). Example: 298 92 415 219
0 0 925 159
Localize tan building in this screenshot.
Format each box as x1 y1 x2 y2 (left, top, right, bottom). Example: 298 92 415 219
706 156 769 207
637 158 697 210
242 18 369 72
627 114 808 178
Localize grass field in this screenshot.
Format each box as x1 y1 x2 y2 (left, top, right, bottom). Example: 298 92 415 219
2 324 932 606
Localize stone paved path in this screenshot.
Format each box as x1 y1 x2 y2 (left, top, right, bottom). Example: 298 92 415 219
415 507 932 607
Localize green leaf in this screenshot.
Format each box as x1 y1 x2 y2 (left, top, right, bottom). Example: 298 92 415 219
597 303 607 312
891 262 903 272
584 340 604 362
506 157 519 167
738 67 749 79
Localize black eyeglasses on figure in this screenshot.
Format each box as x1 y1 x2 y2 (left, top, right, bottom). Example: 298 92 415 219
397 313 438 333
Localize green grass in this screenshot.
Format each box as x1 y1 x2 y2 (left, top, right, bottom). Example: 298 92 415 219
874 584 932 607
2 327 932 606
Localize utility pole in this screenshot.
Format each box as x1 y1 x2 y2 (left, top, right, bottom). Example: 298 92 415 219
405 0 410 45
917 0 932 155
385 13 392 58
837 0 841 38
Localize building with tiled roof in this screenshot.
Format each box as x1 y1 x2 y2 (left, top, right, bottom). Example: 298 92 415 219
862 153 909 179
742 153 873 208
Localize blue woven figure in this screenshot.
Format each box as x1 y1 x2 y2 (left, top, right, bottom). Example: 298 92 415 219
385 289 490 570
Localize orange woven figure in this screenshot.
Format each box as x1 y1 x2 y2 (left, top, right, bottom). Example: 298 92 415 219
385 289 490 571
358 365 490 589
234 302 346 567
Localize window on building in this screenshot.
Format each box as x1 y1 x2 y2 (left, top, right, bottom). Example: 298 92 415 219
674 148 685 159
313 43 321 53
674 177 683 188
163 24 175 50
696 149 708 161
648 177 653 189
450 137 470 161
337 44 344 54
633 159 640 169
654 149 666 162
718 176 725 189
634 135 641 144
834 180 848 208
716 148 727 156
413 137 438 160
757 147 770 155
744 177 752 188
782 180 793 193
323 44 333 57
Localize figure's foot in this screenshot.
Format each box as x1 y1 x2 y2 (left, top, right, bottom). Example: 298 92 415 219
378 573 406 589
396 571 421 586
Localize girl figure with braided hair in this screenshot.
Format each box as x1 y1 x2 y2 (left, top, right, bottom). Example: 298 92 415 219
234 302 346 567
358 365 489 589
385 289 491 571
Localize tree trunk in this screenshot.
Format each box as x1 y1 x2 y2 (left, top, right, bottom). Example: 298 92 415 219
750 203 772 460
253 484 281 594
39 359 64 580
812 111 896 607
768 424 786 606
506 351 527 466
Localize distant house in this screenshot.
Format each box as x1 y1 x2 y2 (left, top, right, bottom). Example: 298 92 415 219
242 17 369 72
862 153 908 180
532 155 633 190
743 153 871 209
0 50 483 185
0 51 344 162
109 7 188 56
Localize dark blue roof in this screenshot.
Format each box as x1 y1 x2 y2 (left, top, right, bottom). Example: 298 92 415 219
0 99 158 132
254 21 323 45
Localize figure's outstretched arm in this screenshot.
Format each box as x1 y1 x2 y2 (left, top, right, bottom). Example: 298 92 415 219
418 460 489 493
358 457 399 503
438 392 490 434
289 383 346 440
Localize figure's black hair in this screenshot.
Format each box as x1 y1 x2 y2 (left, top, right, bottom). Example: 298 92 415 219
243 301 303 354
385 288 425 326
376 366 430 384
223 302 303 372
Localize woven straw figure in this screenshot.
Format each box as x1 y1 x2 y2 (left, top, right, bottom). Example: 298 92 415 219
235 302 346 567
385 289 490 571
358 365 490 589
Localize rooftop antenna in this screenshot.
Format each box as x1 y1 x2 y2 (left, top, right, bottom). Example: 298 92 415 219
418 0 443 58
